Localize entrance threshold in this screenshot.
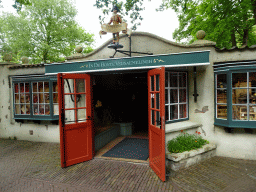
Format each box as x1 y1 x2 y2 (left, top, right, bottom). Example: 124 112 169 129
94 136 149 165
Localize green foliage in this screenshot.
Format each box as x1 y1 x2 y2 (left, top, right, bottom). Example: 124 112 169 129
167 130 209 153
0 0 94 64
13 0 32 12
160 0 256 48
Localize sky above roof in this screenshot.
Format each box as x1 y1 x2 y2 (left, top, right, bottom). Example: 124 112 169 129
1 0 179 48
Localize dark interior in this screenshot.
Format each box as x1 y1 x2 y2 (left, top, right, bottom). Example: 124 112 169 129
92 72 148 134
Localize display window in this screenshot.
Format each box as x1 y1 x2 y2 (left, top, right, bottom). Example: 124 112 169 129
12 76 59 120
214 69 256 128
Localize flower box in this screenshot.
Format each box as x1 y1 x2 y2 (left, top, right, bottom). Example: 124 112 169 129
166 143 217 171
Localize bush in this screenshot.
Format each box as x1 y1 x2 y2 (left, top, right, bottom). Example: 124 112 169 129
167 130 209 153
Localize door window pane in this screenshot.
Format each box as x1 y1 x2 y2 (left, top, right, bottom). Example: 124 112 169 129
65 109 75 124
76 79 85 93
156 75 160 91
156 93 160 109
151 76 154 91
151 110 155 125
77 108 86 122
77 94 86 108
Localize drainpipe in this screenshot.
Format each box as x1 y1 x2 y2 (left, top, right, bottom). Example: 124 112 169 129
193 67 199 102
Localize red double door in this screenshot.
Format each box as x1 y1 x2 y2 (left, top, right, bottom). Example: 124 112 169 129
57 67 166 181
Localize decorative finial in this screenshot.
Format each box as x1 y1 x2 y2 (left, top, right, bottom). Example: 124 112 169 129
2 53 13 62
75 46 83 53
21 56 29 64
196 30 206 40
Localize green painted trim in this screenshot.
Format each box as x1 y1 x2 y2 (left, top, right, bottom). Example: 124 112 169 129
45 51 210 74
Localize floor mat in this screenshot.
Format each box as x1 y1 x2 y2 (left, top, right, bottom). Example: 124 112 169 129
102 137 149 160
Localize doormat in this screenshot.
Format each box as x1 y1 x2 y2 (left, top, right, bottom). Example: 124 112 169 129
102 137 149 160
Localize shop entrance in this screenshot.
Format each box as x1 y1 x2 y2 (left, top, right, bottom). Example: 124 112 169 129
58 67 166 182
93 72 148 137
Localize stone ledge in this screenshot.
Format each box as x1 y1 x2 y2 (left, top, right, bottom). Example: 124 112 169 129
166 143 217 162
165 120 202 134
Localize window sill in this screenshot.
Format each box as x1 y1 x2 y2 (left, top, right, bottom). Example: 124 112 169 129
165 120 202 134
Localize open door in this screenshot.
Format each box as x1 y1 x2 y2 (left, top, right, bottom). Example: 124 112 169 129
58 73 93 168
148 67 166 182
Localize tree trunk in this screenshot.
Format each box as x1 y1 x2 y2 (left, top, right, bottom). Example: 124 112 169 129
231 30 236 47
242 29 249 47
252 0 256 24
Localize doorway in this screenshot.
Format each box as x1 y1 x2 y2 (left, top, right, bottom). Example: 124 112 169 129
92 72 149 163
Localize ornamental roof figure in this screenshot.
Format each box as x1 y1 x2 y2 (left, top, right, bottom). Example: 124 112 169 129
111 5 120 12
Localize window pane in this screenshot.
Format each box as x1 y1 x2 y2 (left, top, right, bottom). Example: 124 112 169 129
249 72 256 87
156 111 160 127
33 82 37 92
179 73 187 88
151 110 155 125
179 89 187 103
151 94 155 108
77 108 86 122
217 74 227 88
165 89 168 104
44 82 49 92
249 106 256 121
39 104 45 115
20 83 24 93
33 105 39 115
165 105 169 121
232 73 247 88
25 105 30 115
33 94 38 103
232 89 247 104
156 75 160 91
217 90 227 103
25 94 30 103
170 89 178 103
232 105 247 120
45 93 50 103
165 72 169 87
14 83 19 93
20 93 25 103
15 105 20 114
65 95 75 109
25 83 30 93
15 94 19 104
77 94 86 108
53 104 59 115
250 89 256 104
38 82 43 92
76 79 85 93
151 76 154 91
65 109 75 124
53 82 58 92
179 104 187 118
20 104 25 114
169 73 178 87
170 105 178 120
53 93 58 103
39 93 44 103
217 105 227 119
156 93 160 109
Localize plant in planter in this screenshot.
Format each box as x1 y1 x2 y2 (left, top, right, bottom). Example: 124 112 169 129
167 130 209 153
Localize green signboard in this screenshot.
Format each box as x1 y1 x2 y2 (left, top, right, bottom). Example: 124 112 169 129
45 51 210 74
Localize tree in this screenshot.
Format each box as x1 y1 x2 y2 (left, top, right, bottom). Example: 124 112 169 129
13 0 32 12
1 0 94 64
159 0 256 48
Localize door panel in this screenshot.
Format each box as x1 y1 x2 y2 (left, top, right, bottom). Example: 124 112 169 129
58 73 93 168
148 67 166 182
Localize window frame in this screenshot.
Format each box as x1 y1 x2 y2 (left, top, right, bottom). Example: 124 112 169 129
165 71 189 124
214 69 256 128
12 75 59 121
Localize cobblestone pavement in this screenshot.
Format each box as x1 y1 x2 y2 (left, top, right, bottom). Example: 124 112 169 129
1 139 256 192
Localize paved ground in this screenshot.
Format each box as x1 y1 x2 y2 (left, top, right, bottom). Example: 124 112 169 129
1 139 256 192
